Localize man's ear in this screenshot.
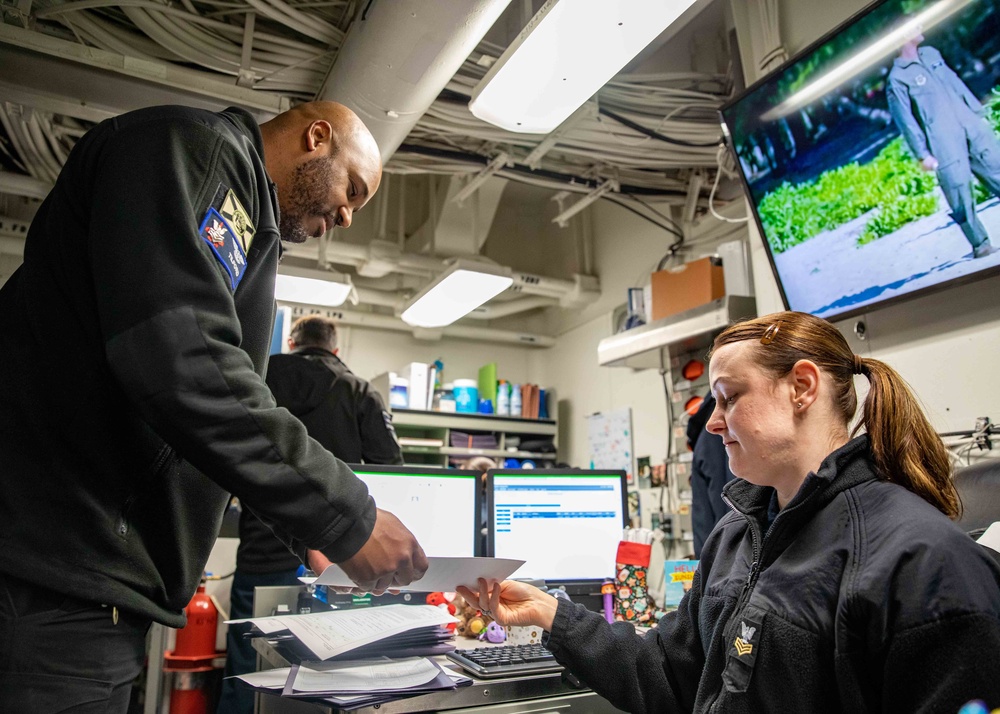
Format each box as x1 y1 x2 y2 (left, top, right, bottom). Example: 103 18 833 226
287 338 296 350
789 359 821 412
306 120 334 153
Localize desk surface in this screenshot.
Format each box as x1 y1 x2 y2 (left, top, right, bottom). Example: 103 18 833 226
249 586 623 714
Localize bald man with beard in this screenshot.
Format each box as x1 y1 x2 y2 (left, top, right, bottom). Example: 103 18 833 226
0 102 426 712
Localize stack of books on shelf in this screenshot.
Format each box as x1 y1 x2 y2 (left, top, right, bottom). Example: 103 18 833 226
519 383 542 418
449 431 498 451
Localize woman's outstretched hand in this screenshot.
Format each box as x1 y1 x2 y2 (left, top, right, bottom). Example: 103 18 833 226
456 578 560 632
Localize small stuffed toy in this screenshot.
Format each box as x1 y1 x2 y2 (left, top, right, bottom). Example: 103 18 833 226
478 620 507 643
453 593 493 638
426 592 458 631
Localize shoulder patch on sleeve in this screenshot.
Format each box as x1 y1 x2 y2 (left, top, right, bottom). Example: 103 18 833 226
199 207 247 291
220 189 256 252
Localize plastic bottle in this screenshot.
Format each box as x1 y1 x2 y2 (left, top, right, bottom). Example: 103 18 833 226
510 383 522 417
496 380 510 416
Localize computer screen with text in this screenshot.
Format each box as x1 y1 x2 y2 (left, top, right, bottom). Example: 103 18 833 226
487 469 627 591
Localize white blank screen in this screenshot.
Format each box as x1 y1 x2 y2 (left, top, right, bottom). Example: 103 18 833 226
491 472 624 581
355 470 478 558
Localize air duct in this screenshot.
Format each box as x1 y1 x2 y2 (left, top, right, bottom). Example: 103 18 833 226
317 0 514 162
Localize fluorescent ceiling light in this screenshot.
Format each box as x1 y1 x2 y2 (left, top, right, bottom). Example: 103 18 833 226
761 0 971 121
469 0 698 134
401 261 513 328
274 265 353 307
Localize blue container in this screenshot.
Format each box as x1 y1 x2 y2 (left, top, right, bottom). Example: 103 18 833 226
453 379 478 413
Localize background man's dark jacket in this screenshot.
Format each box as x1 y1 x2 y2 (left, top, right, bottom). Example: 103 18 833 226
0 106 374 626
238 347 402 573
687 395 735 557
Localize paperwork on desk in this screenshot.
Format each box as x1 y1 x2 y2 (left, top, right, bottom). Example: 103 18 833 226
236 657 472 708
309 555 525 592
229 603 457 661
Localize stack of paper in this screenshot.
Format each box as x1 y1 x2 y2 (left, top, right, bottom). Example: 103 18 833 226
237 657 472 709
230 605 466 707
231 604 457 661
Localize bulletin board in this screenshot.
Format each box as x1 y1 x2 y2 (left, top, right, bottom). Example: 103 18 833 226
587 407 634 484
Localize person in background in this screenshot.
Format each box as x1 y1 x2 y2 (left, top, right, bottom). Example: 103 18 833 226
0 101 427 712
460 311 1000 713
887 22 1000 259
218 314 403 714
687 394 735 557
463 456 498 555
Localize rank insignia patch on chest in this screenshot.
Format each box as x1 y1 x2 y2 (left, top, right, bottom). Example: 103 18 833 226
220 189 256 252
733 619 758 658
199 207 247 291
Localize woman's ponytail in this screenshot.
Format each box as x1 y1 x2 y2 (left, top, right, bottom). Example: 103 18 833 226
855 357 960 519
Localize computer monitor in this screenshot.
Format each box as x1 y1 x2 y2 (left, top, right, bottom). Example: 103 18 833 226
486 468 627 594
349 464 481 558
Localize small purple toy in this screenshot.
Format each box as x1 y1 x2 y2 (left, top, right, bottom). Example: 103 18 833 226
479 621 507 643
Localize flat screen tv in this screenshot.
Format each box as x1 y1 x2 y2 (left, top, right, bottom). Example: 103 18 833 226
721 0 1000 321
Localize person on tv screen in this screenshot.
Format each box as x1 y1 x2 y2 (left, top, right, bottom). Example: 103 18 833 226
459 311 1000 713
887 22 1000 259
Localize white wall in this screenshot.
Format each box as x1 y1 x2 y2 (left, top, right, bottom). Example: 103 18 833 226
533 195 742 471
335 324 538 389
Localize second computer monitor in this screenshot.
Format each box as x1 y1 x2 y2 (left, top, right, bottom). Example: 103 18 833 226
349 464 481 558
487 468 627 593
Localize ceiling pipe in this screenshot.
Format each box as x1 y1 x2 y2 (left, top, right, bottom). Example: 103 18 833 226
466 296 557 320
354 286 407 310
284 238 591 302
278 301 555 347
0 171 52 200
316 0 515 163
0 236 26 257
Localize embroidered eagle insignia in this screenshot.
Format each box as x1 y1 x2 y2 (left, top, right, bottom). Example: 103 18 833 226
734 620 756 657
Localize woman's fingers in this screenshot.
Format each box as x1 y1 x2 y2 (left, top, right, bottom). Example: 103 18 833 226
490 580 502 615
477 578 491 612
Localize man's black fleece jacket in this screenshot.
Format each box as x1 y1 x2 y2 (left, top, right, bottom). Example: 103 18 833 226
0 106 375 627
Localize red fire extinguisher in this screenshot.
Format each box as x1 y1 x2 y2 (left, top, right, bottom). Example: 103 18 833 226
163 583 221 714
175 584 218 657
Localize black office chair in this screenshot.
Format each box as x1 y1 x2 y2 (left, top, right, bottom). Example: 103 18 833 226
954 458 1000 566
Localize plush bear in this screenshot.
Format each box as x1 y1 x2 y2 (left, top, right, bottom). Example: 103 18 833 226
452 592 493 639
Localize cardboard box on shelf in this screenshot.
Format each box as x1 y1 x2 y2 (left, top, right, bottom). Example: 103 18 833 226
650 256 725 321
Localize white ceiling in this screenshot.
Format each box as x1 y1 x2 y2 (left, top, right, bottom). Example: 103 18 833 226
0 0 739 338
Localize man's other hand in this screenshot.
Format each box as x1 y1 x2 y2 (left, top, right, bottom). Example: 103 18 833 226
921 155 939 172
337 509 428 594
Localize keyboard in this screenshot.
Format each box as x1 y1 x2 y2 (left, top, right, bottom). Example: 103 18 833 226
445 644 564 679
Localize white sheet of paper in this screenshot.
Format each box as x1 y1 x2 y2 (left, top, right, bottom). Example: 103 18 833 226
979 521 1000 553
291 657 440 693
250 618 288 634
311 556 525 592
233 668 291 689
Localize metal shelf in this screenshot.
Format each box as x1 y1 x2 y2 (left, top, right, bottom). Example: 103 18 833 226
597 296 756 370
401 446 555 459
391 408 557 436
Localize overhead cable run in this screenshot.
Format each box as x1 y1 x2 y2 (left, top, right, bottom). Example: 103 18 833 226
3 2 734 235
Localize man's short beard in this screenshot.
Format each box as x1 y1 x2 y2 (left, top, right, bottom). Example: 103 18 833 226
279 156 337 243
